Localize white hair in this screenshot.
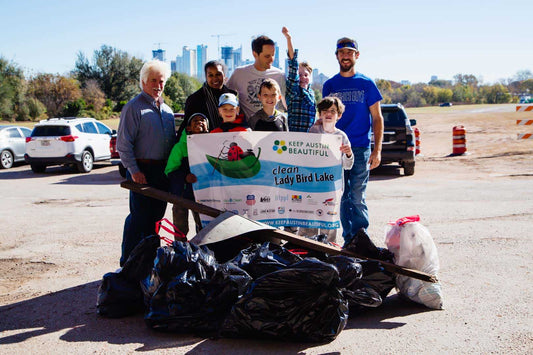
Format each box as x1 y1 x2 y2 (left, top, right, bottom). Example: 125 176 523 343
139 60 171 90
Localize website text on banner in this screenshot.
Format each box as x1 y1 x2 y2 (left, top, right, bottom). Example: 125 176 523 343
188 132 344 229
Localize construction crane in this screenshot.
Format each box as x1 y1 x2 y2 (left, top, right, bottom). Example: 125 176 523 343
153 42 168 50
211 34 236 59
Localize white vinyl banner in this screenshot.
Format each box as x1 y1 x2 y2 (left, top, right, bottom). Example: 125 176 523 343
188 132 344 229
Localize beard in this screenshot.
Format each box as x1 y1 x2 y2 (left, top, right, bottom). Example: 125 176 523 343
339 60 355 72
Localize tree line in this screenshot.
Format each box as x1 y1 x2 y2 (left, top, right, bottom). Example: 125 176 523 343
0 45 201 122
376 72 533 107
1 45 532 122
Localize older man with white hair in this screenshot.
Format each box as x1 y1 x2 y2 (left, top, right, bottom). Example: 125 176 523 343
117 59 176 266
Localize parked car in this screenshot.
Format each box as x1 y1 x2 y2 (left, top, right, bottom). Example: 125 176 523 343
439 102 453 107
25 117 115 173
373 103 417 176
109 133 127 177
0 125 32 169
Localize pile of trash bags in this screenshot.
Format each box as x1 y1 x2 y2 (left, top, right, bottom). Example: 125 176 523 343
97 216 442 342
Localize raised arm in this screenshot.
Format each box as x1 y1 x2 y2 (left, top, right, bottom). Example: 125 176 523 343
282 26 294 60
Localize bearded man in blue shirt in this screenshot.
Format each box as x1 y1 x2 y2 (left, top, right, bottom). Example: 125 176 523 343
322 37 384 245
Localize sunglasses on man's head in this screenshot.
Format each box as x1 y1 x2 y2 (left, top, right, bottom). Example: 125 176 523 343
336 42 357 50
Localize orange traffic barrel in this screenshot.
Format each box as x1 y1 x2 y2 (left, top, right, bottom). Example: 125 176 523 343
452 125 467 155
414 127 421 155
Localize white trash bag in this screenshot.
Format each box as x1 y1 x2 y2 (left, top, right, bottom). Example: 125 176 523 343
385 215 443 309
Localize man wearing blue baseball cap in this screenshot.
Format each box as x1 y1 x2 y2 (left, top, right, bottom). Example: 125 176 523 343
322 36 384 245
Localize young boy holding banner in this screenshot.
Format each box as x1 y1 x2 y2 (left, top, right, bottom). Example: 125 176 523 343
302 96 353 243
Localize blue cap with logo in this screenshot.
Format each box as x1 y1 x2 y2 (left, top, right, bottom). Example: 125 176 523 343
218 93 239 107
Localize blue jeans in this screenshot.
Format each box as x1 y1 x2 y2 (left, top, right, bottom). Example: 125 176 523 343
340 147 370 245
120 163 169 266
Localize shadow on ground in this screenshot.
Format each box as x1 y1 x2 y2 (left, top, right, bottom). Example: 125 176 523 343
0 161 123 185
0 279 433 352
370 164 404 181
344 293 431 330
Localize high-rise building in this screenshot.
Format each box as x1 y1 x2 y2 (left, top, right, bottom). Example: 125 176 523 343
233 46 243 69
169 42 265 78
221 46 234 76
312 69 329 86
196 45 208 80
172 46 197 77
152 49 166 62
175 56 183 73
182 46 197 77
273 42 280 69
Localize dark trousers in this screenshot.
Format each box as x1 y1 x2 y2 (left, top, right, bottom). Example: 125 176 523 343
120 163 169 266
168 168 202 237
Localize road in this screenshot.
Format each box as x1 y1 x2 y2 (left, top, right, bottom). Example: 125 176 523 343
1 104 532 353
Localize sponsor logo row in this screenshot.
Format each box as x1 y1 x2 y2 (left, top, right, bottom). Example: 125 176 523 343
243 194 336 206
200 195 336 206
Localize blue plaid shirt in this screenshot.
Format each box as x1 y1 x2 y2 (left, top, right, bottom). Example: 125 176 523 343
286 49 316 132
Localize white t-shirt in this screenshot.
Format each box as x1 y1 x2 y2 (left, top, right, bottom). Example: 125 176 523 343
227 64 286 119
309 124 354 170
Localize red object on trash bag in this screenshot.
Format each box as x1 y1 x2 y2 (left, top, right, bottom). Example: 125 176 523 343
389 215 420 226
156 218 187 244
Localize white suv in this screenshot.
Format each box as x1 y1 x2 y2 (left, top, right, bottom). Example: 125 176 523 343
25 117 114 173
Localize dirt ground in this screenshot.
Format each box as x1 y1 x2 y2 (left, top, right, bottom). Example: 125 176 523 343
0 104 532 354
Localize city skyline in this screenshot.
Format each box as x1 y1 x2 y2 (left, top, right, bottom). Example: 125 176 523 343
155 42 334 88
164 42 284 79
1 0 532 85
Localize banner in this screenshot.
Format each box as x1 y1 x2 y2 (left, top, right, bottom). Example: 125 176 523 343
188 132 344 229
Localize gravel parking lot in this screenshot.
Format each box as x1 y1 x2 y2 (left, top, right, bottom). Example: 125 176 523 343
0 104 532 354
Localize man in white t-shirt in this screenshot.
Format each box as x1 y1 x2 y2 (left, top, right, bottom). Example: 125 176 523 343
227 35 286 119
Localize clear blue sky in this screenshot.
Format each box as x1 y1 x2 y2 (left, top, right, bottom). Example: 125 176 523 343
1 0 532 84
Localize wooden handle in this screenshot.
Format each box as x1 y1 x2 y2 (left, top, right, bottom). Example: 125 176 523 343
120 180 438 283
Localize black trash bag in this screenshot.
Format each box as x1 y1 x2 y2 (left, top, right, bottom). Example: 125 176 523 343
222 258 349 343
325 255 363 289
343 228 395 300
141 241 217 302
354 259 395 301
205 235 255 263
229 242 302 279
344 228 394 262
121 234 161 282
325 255 383 309
144 241 252 333
342 284 383 310
96 272 144 318
97 235 160 318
